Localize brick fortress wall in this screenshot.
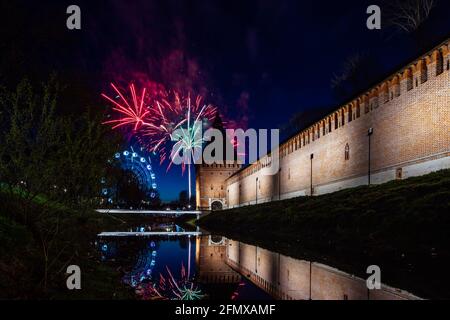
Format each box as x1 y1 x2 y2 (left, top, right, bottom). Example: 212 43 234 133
224 39 449 208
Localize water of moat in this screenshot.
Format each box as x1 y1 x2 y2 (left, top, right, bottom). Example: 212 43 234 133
96 221 416 300
96 222 271 300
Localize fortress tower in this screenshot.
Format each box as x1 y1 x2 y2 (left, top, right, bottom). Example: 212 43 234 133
195 162 242 210
195 115 242 210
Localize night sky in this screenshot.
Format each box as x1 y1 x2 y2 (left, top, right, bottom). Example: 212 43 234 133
1 0 449 201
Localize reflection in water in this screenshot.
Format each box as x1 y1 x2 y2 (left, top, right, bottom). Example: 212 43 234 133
97 225 271 300
126 222 182 233
96 223 417 300
122 240 157 287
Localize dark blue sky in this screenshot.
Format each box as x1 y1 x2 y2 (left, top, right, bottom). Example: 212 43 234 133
2 0 449 201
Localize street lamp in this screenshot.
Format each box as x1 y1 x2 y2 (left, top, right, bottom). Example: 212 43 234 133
255 246 258 274
367 128 373 185
309 260 312 300
255 177 259 204
310 153 314 196
278 168 281 200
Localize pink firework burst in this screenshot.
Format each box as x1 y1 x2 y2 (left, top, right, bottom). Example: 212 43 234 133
138 91 217 168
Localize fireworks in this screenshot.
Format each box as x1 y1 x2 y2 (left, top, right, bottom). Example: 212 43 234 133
102 82 217 201
101 83 151 131
140 92 216 169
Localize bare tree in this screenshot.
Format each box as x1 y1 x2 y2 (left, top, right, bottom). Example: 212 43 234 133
330 52 381 102
385 0 435 33
331 53 365 90
280 107 330 138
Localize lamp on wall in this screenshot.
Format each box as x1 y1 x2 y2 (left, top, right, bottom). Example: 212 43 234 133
310 153 314 196
255 177 259 204
278 168 281 200
367 128 374 185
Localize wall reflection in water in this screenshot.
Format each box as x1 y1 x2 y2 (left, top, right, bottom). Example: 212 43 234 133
225 238 419 300
97 230 419 300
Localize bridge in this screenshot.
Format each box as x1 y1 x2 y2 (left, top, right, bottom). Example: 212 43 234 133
98 231 201 237
96 208 208 219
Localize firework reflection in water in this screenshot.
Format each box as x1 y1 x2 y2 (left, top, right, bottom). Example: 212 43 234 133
135 263 205 300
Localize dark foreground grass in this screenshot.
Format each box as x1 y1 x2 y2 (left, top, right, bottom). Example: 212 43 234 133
198 169 450 299
0 208 137 299
0 191 167 299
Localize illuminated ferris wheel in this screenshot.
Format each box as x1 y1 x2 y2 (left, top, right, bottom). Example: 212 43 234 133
101 146 158 204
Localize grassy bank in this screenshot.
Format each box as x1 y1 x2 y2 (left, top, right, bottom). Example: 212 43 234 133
198 169 450 299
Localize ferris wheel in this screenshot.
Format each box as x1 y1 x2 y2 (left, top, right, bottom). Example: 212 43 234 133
101 146 158 204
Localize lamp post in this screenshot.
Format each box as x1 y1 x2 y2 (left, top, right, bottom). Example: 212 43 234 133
278 168 281 200
367 128 373 185
309 260 312 300
255 177 259 204
255 246 258 274
310 153 314 196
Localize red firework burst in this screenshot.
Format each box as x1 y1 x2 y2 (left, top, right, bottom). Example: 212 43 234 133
101 83 152 131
